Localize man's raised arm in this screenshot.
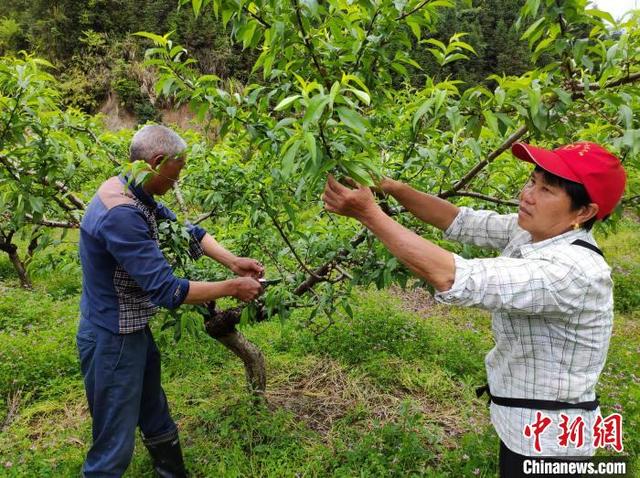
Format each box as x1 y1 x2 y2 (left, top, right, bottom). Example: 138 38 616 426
200 233 265 278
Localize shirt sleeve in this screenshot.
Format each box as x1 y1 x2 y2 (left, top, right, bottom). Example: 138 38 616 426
101 206 190 309
444 207 521 251
434 254 587 316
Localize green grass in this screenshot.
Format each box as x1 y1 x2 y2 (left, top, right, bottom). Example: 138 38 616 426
0 221 638 477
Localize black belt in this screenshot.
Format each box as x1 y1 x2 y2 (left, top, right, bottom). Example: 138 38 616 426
476 385 600 411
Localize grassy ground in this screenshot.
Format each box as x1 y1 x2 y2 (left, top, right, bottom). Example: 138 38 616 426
0 221 638 477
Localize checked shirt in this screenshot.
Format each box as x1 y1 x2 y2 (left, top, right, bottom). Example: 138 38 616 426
434 207 614 457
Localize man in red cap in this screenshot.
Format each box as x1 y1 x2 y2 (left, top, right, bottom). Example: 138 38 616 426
322 142 626 477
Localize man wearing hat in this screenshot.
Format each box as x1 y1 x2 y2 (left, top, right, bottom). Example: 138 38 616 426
322 142 626 476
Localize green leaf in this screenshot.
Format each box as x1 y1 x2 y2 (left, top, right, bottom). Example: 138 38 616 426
329 81 341 109
552 88 572 106
241 21 259 49
222 8 234 29
533 37 554 55
586 9 616 25
274 95 301 111
619 105 633 129
341 161 373 186
412 99 433 130
303 95 329 129
406 16 421 40
192 0 203 17
133 31 168 46
281 138 302 177
521 0 541 20
390 62 409 76
304 131 317 166
442 53 469 65
528 87 541 116
520 17 545 41
336 107 367 135
448 40 477 56
424 38 446 52
347 88 370 106
482 110 499 133
274 117 296 130
341 74 369 93
28 196 44 214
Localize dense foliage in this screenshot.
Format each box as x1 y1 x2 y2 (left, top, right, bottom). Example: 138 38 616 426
134 0 639 327
1 0 541 115
1 0 639 322
0 54 121 287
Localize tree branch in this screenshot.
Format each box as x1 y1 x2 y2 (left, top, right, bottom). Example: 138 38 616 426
0 154 21 182
573 71 640 99
1 154 85 210
193 210 214 225
396 0 436 21
68 125 120 167
294 229 368 296
354 8 382 71
440 125 529 198
53 181 85 209
172 183 188 215
25 215 79 228
258 191 323 280
292 0 330 87
446 191 519 207
243 6 271 28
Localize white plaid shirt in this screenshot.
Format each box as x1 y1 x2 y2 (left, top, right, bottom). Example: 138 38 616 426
435 207 614 457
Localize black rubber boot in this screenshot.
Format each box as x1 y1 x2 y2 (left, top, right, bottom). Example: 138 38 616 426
142 430 188 478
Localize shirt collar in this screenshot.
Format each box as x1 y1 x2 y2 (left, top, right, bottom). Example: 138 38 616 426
118 174 157 209
519 228 593 257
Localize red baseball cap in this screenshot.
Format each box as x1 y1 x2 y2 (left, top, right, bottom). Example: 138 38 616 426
511 141 626 220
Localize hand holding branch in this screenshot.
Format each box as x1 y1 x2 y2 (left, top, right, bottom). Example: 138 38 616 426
322 175 381 221
231 257 265 278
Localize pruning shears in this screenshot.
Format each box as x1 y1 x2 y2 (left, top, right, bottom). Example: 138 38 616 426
258 278 282 287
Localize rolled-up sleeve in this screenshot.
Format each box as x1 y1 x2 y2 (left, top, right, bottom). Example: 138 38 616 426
102 206 189 309
445 207 520 251
434 254 587 316
186 223 206 260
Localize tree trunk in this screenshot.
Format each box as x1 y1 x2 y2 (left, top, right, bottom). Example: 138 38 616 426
5 246 31 289
203 303 267 400
215 331 266 399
